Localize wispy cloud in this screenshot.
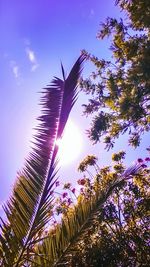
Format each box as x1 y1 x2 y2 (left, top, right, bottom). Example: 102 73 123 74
89 8 95 19
26 48 35 63
10 60 20 79
26 47 39 72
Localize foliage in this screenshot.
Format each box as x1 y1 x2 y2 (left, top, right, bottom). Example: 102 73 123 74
80 0 150 149
1 1 150 266
23 152 149 267
67 154 150 267
0 55 85 267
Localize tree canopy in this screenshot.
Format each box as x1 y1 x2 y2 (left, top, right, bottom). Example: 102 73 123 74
80 0 150 149
67 153 150 266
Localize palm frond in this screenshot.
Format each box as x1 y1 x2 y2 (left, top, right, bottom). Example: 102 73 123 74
0 55 85 267
31 164 142 266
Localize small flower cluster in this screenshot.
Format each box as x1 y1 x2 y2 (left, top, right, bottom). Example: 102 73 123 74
112 151 126 162
47 149 150 231
78 155 98 172
77 178 87 186
137 157 150 168
49 181 78 218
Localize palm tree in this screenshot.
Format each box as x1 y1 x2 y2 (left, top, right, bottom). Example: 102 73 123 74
0 55 86 267
30 159 142 267
0 55 145 267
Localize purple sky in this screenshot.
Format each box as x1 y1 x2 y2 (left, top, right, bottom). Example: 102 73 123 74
0 0 149 212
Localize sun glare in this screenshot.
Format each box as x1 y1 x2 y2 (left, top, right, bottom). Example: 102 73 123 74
56 120 82 166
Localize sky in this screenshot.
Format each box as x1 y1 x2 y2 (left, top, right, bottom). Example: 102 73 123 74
0 0 149 212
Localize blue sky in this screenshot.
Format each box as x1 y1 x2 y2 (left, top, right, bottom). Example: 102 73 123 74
0 0 149 211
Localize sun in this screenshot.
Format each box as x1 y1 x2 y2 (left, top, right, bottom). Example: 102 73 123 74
56 119 82 166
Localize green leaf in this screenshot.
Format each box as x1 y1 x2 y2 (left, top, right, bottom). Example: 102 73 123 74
0 55 85 267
